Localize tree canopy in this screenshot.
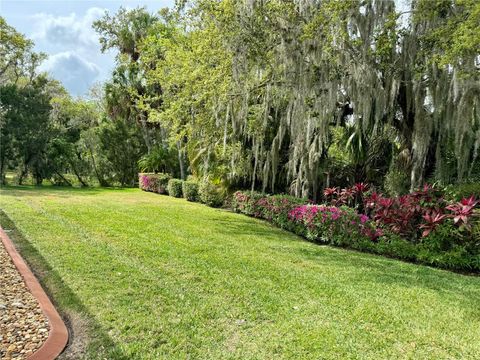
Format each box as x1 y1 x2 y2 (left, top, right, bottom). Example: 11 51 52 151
1 0 479 197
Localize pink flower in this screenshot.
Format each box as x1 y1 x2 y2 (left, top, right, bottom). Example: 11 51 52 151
359 214 369 224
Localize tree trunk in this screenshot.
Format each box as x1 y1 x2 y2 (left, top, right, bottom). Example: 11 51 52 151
70 163 88 187
177 141 185 180
34 171 43 186
139 112 152 154
0 160 5 185
88 147 108 187
18 167 28 185
54 171 72 186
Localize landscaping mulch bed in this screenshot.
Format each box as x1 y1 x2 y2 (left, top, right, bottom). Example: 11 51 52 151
0 238 49 359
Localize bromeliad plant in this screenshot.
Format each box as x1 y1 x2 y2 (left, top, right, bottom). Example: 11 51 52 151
420 211 448 238
323 183 369 211
364 185 445 239
364 186 478 240
446 196 479 229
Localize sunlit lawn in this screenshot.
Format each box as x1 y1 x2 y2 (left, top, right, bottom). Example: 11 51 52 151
1 186 479 359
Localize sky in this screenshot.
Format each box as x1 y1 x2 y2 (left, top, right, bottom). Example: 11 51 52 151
1 0 175 96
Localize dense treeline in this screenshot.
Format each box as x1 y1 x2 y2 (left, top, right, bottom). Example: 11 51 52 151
0 17 150 186
1 0 479 198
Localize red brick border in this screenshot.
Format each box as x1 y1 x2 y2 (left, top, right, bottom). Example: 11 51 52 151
0 227 68 360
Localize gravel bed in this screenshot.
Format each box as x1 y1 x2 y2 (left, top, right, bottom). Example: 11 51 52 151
0 239 49 359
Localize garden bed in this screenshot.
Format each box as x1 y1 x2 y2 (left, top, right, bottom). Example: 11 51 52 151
232 185 480 272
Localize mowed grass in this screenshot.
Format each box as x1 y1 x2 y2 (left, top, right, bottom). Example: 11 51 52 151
1 186 479 359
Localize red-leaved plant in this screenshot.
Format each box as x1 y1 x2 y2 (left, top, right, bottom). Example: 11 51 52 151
446 196 479 229
420 210 447 237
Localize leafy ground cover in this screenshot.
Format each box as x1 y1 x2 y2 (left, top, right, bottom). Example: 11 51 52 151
1 186 480 359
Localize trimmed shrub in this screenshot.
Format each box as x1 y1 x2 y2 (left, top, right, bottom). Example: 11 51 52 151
231 191 266 216
199 181 225 207
167 179 184 198
232 191 309 231
182 181 199 202
289 205 382 245
139 173 171 194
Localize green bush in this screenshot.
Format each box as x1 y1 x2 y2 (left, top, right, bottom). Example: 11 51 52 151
416 221 480 270
139 173 171 194
167 179 184 198
372 234 418 261
444 182 480 201
384 168 410 196
199 180 225 207
182 181 199 202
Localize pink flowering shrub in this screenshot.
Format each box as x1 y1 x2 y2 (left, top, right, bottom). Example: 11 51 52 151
288 205 382 244
139 173 171 194
232 191 308 230
233 191 381 246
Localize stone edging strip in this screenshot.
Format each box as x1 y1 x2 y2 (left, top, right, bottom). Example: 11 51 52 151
0 227 68 360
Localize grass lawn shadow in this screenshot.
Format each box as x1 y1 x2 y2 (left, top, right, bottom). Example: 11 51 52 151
0 185 130 198
295 245 480 311
0 211 129 360
210 214 480 318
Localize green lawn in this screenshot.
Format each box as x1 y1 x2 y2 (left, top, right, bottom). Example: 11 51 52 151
1 186 479 359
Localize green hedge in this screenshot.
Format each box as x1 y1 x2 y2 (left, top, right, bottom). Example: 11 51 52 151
199 181 225 207
182 181 199 202
167 179 184 198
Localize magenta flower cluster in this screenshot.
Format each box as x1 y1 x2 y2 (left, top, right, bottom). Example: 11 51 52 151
288 204 382 242
289 205 343 223
138 173 171 194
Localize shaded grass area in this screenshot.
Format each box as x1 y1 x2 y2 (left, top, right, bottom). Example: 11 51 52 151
1 185 479 359
0 209 128 360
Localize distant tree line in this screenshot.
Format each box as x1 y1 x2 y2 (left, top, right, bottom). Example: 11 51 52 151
0 17 159 186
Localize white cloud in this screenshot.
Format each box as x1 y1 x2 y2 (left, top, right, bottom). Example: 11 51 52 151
40 51 101 96
31 7 105 47
30 7 110 96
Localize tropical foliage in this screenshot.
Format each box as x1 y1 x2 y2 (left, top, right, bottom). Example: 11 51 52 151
2 1 479 194
233 185 480 271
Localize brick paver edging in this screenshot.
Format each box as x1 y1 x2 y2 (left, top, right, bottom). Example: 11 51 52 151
0 227 68 360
